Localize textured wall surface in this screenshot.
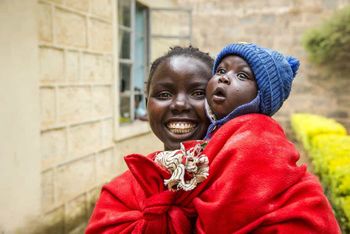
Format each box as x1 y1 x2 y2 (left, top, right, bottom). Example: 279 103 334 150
175 0 350 132
37 0 162 232
37 0 115 232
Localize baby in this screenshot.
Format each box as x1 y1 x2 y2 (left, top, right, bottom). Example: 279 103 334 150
205 42 299 138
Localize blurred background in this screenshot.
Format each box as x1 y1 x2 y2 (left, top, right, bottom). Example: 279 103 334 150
1 0 349 233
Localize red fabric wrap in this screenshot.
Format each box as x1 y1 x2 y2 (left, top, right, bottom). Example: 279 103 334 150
86 114 340 234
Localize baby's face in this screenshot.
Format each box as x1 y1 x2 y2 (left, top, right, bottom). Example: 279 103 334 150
206 55 258 119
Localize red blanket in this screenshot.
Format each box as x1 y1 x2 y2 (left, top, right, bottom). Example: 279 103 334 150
86 114 340 234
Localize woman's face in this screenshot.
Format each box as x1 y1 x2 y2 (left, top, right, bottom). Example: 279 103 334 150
147 56 211 150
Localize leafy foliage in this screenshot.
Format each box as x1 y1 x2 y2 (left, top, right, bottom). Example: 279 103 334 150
302 6 350 72
291 113 346 150
291 113 350 232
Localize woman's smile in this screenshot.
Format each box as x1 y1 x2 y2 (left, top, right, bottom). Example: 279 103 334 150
166 120 197 134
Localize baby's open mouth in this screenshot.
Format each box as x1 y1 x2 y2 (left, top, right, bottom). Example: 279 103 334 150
166 121 197 134
212 87 226 103
214 90 225 97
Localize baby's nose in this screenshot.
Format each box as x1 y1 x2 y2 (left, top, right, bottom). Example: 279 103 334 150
218 75 231 85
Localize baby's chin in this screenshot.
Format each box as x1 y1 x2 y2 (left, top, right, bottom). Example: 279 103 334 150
208 103 229 120
213 110 227 120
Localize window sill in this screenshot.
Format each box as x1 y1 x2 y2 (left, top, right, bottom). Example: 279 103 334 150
114 120 152 142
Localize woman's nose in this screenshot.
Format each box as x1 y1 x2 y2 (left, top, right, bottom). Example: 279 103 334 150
218 75 231 85
170 94 190 113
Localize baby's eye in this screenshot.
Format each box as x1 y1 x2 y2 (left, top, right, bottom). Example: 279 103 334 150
157 91 172 100
216 68 226 75
237 73 249 80
192 90 205 99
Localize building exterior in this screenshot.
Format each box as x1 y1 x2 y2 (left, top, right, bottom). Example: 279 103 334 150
1 0 349 233
176 0 350 132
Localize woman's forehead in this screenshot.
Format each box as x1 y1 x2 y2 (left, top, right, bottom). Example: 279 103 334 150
152 56 211 79
149 57 210 89
168 56 210 71
151 78 208 89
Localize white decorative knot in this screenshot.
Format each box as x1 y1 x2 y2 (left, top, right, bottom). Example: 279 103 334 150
155 142 209 191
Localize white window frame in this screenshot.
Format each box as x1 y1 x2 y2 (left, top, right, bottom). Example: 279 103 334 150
114 0 151 141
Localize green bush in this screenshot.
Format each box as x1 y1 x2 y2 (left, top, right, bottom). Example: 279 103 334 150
344 196 350 222
311 135 350 199
302 5 350 72
291 113 346 150
291 113 350 232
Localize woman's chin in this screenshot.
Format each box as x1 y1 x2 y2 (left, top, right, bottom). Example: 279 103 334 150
163 126 204 150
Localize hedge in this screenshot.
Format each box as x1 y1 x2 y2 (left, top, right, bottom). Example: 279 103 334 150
291 113 350 232
302 5 350 72
291 113 346 150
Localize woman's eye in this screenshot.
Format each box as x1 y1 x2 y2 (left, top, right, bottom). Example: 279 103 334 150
216 68 226 75
157 92 172 100
237 73 249 80
192 90 205 98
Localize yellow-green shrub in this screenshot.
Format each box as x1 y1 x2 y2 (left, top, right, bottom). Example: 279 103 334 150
328 154 350 196
343 196 350 221
291 113 350 231
310 135 350 177
291 113 346 150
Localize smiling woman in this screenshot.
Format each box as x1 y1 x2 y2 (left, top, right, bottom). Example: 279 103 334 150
85 46 214 233
147 53 212 150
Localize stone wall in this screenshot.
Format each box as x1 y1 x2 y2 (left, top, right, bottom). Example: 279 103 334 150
37 0 116 232
36 1 164 231
175 0 350 132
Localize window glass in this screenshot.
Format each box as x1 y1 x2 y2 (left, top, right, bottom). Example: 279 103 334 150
119 30 131 59
120 95 131 124
119 63 131 92
118 0 131 27
118 1 149 124
133 4 148 120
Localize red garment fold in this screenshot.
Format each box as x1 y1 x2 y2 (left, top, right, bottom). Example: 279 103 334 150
86 114 340 234
87 150 197 233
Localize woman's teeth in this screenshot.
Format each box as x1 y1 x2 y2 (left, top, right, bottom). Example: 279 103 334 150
167 122 196 134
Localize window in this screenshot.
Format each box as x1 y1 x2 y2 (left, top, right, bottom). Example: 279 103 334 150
118 0 149 125
115 2 192 140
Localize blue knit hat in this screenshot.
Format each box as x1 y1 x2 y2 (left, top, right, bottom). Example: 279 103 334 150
213 43 300 116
